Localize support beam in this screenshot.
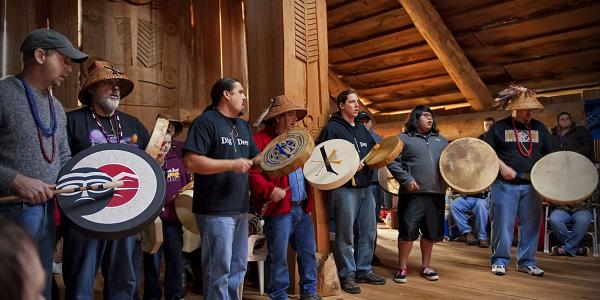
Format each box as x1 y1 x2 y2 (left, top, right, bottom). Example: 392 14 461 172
398 0 492 111
329 68 379 115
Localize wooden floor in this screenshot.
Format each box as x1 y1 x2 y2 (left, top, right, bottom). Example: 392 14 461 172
56 225 600 299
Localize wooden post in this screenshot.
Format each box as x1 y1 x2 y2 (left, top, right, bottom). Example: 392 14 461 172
398 0 493 111
246 0 331 294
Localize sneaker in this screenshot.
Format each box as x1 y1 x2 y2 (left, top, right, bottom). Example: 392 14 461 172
576 247 590 256
551 246 572 256
393 268 408 283
478 239 490 248
356 273 386 285
491 264 506 275
517 265 544 276
464 232 477 245
371 254 382 266
341 275 361 294
419 266 439 281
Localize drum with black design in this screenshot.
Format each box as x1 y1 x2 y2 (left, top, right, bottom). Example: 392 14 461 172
531 151 598 204
378 167 399 194
439 137 499 194
174 190 199 234
56 143 166 240
365 135 404 169
303 139 360 190
260 128 314 177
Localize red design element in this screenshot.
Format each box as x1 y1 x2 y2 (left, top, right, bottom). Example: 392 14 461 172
98 164 139 207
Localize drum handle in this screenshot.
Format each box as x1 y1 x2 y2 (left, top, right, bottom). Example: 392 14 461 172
0 180 124 203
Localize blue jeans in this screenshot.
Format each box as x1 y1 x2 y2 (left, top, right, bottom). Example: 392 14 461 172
196 213 248 300
61 221 139 300
0 202 55 300
143 222 185 300
548 209 592 256
264 204 318 299
490 181 541 268
329 186 376 279
450 196 489 240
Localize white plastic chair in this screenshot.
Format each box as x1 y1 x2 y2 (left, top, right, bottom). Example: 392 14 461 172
238 234 267 298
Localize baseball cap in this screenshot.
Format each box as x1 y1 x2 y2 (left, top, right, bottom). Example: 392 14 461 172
356 111 372 122
20 29 88 63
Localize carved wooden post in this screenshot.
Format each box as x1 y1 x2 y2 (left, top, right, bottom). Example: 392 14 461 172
246 0 331 294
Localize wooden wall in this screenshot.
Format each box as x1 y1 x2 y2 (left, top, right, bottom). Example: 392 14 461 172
374 93 587 141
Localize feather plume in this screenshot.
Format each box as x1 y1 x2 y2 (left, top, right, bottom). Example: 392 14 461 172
253 98 274 126
493 84 536 110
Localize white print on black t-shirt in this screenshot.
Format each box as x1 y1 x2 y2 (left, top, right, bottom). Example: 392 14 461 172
504 130 540 143
359 142 368 147
220 136 249 146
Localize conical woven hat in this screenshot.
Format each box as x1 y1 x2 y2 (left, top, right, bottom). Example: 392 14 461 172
505 93 544 110
253 95 307 126
494 85 544 111
78 60 134 105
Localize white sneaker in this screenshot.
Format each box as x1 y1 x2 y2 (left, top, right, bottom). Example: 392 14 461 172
517 265 544 276
491 264 506 276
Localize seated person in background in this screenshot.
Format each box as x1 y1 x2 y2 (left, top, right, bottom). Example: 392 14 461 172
0 216 46 300
549 111 595 256
449 192 489 247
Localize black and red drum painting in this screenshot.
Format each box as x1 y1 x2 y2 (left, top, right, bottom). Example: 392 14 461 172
57 143 165 240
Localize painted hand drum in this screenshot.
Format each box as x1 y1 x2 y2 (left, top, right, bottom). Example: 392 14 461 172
365 135 404 169
531 151 598 204
378 167 399 194
174 190 200 234
303 139 360 190
260 129 315 177
56 143 166 240
439 137 499 194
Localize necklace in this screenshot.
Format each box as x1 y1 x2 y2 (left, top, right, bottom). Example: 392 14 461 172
91 108 123 144
16 76 56 163
512 118 532 158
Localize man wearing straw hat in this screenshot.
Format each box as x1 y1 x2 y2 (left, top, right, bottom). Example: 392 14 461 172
249 95 321 300
317 90 385 294
484 85 553 277
0 28 87 299
61 60 150 299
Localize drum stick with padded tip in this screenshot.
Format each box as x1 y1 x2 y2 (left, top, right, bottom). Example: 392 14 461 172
352 143 381 186
0 180 124 203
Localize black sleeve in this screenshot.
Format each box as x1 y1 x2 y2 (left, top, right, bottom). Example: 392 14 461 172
136 119 151 150
483 124 498 149
316 123 334 144
539 124 553 156
576 126 594 158
183 116 213 156
246 122 259 158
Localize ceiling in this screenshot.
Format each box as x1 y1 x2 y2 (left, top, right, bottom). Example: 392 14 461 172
326 0 600 121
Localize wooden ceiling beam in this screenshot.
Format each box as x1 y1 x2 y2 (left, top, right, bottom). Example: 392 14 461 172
328 68 379 115
398 0 492 111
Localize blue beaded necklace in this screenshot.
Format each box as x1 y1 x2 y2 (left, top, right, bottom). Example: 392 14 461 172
16 76 57 137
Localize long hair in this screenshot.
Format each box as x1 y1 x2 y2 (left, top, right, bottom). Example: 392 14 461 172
0 217 38 300
204 77 241 112
336 89 357 109
404 105 439 134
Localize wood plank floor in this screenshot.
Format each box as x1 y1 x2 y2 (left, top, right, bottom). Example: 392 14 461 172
56 225 600 299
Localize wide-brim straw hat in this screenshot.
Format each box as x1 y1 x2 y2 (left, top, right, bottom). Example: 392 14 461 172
78 60 134 105
157 113 184 137
494 85 544 111
253 95 308 126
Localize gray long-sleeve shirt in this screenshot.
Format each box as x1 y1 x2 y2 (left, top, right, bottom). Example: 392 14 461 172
0 76 70 197
388 131 448 195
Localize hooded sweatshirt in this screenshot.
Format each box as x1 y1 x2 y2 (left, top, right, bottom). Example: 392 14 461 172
316 112 376 188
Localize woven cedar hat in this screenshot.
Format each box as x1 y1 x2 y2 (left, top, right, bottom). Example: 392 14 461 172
157 113 184 137
494 85 544 111
78 60 134 105
253 95 308 126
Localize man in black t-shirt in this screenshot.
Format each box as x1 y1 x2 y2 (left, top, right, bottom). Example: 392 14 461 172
484 85 553 277
62 61 149 299
183 77 259 300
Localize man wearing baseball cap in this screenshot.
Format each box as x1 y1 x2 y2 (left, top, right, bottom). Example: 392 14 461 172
0 28 87 299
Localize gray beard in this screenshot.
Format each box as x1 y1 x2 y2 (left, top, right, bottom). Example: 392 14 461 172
97 97 120 114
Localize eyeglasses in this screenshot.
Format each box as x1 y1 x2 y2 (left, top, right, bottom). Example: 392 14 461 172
421 112 433 119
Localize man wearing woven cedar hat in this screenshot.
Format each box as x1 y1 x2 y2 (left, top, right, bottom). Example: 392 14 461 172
483 85 553 277
62 60 150 299
249 95 321 300
0 28 87 300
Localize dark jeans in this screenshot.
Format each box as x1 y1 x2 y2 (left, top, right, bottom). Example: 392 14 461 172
143 222 185 300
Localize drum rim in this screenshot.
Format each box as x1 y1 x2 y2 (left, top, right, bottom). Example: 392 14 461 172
366 135 404 169
260 128 314 177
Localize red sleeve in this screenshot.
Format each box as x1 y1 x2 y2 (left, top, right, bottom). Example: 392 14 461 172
249 132 276 210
